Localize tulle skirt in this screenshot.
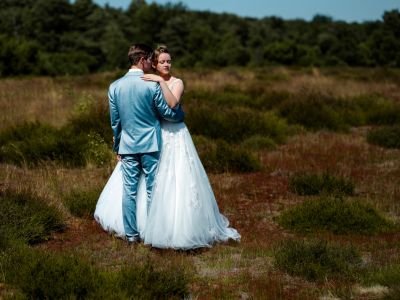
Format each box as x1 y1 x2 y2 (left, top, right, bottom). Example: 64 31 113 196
94 122 240 249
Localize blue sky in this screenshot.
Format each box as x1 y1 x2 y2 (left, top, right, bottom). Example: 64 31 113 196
93 0 400 22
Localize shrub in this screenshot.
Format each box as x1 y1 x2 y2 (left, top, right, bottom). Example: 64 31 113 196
0 122 112 167
274 239 362 281
367 125 400 149
63 187 102 218
67 94 112 141
1 246 104 299
0 246 190 300
186 105 288 144
0 122 86 167
117 260 190 299
242 135 277 151
84 132 114 166
362 265 400 300
192 135 261 173
0 188 65 244
278 93 349 131
278 196 395 234
289 172 355 196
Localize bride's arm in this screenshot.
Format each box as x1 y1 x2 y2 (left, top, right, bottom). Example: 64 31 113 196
142 74 183 108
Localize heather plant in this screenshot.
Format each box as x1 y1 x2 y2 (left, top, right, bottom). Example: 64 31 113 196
62 187 102 218
289 172 355 196
274 239 362 281
278 93 349 131
242 135 277 151
0 188 65 244
0 246 190 300
192 135 261 173
367 125 400 149
278 196 395 234
186 105 288 144
362 265 400 300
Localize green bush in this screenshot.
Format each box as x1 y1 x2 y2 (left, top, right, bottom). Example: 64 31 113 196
63 187 102 218
192 136 261 173
278 93 349 131
362 265 400 300
0 188 65 245
186 105 288 143
242 135 277 151
278 196 395 234
0 122 112 167
0 122 84 166
367 125 400 149
117 260 189 299
274 239 362 281
0 246 190 300
289 172 355 196
67 94 111 141
1 246 107 299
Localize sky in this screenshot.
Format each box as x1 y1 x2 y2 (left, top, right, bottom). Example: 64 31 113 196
92 0 400 22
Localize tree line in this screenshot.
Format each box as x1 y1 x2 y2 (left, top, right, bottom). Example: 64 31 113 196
0 0 399 76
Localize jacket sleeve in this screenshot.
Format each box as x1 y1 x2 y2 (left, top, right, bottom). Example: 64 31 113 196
153 84 185 123
108 85 121 153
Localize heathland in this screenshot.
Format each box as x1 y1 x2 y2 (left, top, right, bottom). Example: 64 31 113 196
1 67 400 299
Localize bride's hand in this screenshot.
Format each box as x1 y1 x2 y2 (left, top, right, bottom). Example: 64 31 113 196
141 74 163 82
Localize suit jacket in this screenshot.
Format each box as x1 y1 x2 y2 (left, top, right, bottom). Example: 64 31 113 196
109 70 184 154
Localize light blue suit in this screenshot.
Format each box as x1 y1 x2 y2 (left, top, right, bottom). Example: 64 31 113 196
109 69 184 239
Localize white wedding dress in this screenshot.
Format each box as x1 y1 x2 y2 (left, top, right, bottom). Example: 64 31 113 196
94 121 241 249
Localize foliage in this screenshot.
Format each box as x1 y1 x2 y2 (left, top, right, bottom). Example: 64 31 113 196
117 259 190 299
362 265 400 300
0 246 190 300
186 105 288 143
277 196 396 234
367 125 400 149
192 136 261 173
63 187 102 218
0 188 64 245
0 121 112 167
274 239 362 281
241 135 277 151
0 1 399 76
289 172 355 196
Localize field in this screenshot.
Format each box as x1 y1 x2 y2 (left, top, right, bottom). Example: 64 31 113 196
1 67 400 299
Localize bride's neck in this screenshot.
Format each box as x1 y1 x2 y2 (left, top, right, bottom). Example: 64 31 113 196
159 74 171 81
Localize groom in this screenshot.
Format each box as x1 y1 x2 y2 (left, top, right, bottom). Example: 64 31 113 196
109 43 184 243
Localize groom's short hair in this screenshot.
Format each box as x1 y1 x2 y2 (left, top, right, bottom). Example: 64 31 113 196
128 43 153 65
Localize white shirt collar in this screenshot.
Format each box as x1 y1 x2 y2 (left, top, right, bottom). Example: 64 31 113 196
128 69 144 73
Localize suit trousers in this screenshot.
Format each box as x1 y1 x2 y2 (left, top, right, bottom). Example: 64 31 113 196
121 152 160 238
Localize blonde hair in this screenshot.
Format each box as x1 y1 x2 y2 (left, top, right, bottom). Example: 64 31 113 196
152 45 170 65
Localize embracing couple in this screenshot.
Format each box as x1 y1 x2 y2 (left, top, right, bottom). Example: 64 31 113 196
94 43 240 250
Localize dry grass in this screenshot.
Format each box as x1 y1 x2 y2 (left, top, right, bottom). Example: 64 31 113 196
1 67 400 299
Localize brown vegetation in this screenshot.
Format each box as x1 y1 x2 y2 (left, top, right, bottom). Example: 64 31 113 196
1 67 400 299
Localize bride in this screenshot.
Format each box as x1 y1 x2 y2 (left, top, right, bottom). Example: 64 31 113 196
94 45 240 249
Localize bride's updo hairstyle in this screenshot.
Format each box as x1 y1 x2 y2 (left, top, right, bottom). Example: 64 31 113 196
152 45 170 68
